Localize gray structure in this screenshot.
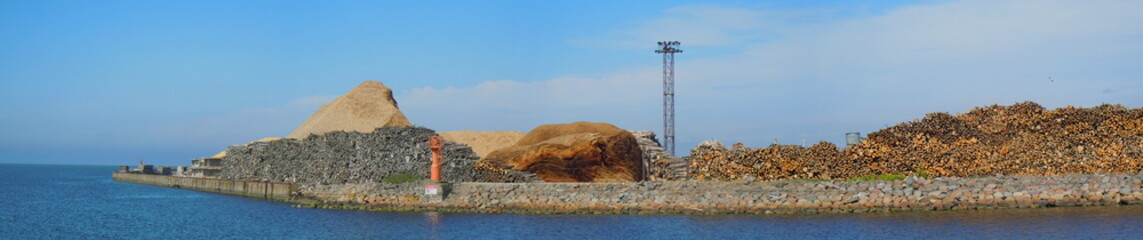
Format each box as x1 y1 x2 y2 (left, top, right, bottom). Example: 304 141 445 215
190 157 223 177
846 132 864 147
655 41 682 156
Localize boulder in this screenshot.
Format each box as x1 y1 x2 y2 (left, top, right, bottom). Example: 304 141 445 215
286 81 413 139
479 122 645 182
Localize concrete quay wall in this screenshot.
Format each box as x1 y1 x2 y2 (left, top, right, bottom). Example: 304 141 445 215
112 172 295 200
301 173 1143 214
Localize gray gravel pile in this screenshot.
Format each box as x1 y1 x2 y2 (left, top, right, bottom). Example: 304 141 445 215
220 127 528 184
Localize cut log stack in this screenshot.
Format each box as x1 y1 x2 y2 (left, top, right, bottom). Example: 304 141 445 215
631 131 688 181
690 102 1143 181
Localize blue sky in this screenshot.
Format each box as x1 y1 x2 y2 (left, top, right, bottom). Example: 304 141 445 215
2 0 1139 166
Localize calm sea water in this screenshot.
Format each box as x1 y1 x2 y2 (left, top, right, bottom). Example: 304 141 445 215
2 163 1141 239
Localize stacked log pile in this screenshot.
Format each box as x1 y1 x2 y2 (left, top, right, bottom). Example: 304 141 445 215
630 131 688 180
689 140 850 181
690 102 1143 181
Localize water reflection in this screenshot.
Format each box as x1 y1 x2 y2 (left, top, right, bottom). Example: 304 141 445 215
424 211 442 240
424 211 442 226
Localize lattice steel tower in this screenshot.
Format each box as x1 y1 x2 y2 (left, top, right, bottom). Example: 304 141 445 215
656 41 681 156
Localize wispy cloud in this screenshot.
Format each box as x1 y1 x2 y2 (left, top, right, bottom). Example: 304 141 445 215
400 70 662 132
570 5 792 49
400 0 1142 149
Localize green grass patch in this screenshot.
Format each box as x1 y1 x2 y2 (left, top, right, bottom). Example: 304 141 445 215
915 166 931 178
845 173 907 182
382 173 422 184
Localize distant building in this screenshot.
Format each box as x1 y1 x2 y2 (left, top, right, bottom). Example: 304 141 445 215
140 164 155 174
189 151 225 177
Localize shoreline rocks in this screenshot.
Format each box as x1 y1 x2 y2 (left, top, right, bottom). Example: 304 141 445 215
296 172 1143 214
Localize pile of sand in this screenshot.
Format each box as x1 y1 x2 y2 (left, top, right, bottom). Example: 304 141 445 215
438 130 525 158
512 122 627 146
286 81 413 139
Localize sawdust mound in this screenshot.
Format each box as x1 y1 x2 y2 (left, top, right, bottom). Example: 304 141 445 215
286 81 412 139
438 130 525 158
479 122 644 182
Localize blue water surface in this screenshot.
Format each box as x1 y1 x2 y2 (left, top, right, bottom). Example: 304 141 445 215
2 163 1141 239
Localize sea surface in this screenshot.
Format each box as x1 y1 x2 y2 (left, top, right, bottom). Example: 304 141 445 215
2 163 1142 239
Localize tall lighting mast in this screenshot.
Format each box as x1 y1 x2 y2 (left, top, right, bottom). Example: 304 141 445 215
655 41 681 156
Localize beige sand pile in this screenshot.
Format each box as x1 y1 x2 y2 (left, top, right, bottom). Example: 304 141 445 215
438 130 525 157
513 121 627 146
286 81 413 139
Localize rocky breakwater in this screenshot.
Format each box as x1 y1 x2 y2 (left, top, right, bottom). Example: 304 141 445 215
220 127 532 184
477 122 645 182
690 102 1143 181
298 173 1143 214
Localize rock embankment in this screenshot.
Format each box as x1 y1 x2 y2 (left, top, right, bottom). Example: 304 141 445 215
299 173 1143 214
221 127 532 184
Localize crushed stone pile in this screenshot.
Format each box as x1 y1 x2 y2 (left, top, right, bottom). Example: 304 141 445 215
208 137 281 159
221 127 534 184
690 102 1143 181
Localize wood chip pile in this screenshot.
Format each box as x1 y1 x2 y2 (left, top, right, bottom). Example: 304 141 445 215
689 102 1143 181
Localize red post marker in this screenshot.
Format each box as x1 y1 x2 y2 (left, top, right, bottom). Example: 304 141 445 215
429 136 443 182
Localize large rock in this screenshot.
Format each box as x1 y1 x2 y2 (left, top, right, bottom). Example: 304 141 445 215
286 81 413 139
479 122 645 182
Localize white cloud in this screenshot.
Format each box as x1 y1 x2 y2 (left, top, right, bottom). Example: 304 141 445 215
399 70 663 133
407 0 1142 151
